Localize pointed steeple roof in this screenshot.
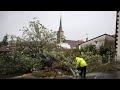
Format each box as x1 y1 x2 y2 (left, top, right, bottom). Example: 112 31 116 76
59 15 62 31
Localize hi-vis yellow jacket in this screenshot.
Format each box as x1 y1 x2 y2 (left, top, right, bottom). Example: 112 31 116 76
75 57 87 67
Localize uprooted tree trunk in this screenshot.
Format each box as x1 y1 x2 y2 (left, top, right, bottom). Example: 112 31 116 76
60 60 80 78
69 67 77 77
68 66 80 78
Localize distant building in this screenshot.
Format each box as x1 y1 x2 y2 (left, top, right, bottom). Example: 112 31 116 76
64 40 84 49
78 33 115 50
58 43 71 49
116 11 120 61
57 16 84 49
57 16 65 44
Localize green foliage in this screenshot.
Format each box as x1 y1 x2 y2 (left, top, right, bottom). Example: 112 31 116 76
19 17 57 53
80 44 98 55
0 34 8 46
2 34 8 46
99 45 115 63
99 45 110 56
0 18 59 76
0 51 44 75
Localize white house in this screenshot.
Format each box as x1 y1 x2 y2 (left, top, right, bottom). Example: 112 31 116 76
79 34 115 50
58 43 71 49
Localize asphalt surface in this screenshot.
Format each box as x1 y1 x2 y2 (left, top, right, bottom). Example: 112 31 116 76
86 71 120 79
6 71 120 79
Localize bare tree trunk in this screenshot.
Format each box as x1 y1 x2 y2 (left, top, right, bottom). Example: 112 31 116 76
69 67 80 79
69 67 76 77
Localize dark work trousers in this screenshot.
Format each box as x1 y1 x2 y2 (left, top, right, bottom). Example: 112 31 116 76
77 66 87 79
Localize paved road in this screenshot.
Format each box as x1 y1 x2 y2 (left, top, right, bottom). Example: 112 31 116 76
63 71 120 79
6 71 120 79
86 71 120 79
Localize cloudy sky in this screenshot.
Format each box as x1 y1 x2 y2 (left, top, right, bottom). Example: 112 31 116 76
0 11 117 41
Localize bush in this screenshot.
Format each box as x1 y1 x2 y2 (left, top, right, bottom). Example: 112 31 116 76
80 45 98 55
0 51 44 76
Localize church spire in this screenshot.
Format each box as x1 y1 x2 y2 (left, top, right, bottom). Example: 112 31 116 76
59 15 62 31
57 15 64 44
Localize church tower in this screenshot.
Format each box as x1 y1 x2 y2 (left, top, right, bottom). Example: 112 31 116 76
57 16 65 44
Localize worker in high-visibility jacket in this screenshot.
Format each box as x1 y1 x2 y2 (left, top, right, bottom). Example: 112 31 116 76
75 57 87 79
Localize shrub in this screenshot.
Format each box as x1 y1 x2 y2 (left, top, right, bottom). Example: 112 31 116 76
0 51 44 76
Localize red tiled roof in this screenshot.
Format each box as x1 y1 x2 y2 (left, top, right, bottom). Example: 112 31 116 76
64 40 84 48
